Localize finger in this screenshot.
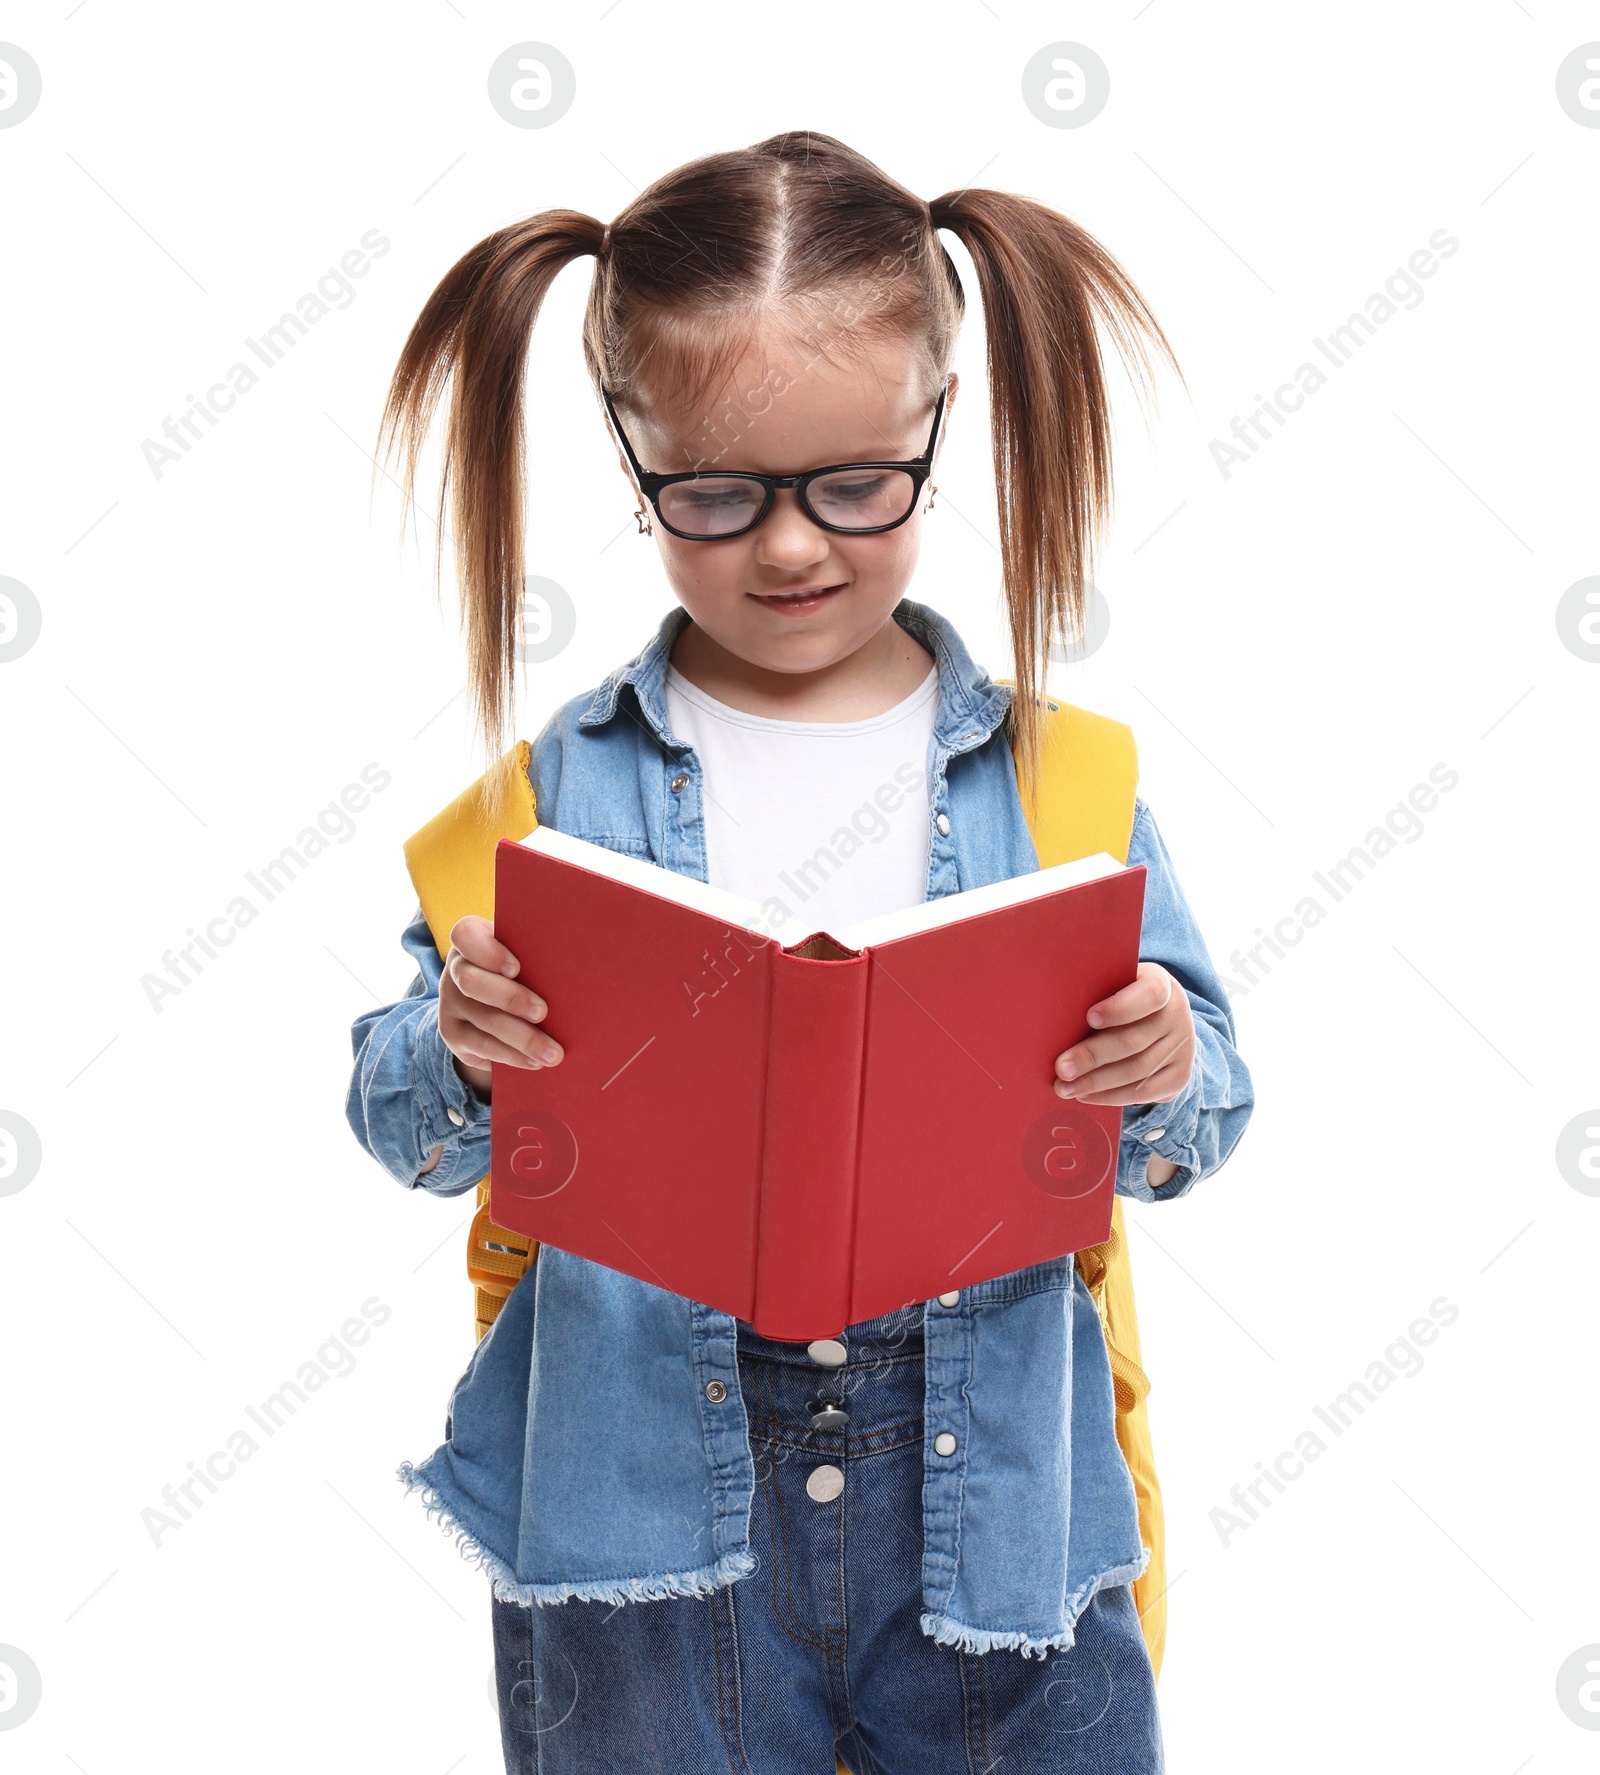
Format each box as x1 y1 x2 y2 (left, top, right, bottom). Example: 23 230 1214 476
446 1002 564 1067
446 949 548 1021
1058 1029 1186 1093
447 1025 548 1072
1086 964 1173 1030
1058 1022 1157 1072
1072 1055 1194 1108
449 914 523 980
1056 1011 1168 1081
1055 1031 1191 1100
1059 1041 1192 1106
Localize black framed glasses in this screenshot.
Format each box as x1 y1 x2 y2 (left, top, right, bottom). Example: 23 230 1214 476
599 378 949 541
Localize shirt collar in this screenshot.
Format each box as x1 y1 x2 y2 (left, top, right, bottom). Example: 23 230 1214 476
577 598 1014 754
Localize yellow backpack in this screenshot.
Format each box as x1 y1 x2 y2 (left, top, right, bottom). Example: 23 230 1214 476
401 700 1167 1683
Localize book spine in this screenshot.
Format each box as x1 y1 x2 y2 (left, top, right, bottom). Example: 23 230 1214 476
752 948 870 1340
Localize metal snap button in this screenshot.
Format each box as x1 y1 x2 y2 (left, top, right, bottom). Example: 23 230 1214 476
446 1105 466 1128
670 773 690 792
937 1291 960 1307
705 1379 727 1402
1145 1127 1166 1141
809 1401 849 1430
807 1338 847 1367
806 1464 845 1502
935 812 951 836
934 1432 958 1456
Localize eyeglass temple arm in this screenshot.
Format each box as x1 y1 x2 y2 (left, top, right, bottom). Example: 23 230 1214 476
922 378 951 465
598 385 651 487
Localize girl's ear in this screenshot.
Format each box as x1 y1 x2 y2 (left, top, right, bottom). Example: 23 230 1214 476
611 447 654 536
606 432 652 532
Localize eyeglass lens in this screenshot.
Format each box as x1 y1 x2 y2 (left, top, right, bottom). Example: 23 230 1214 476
657 468 918 537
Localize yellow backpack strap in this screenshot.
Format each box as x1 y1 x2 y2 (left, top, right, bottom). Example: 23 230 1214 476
1012 697 1167 1684
401 742 541 1343
1021 696 1140 873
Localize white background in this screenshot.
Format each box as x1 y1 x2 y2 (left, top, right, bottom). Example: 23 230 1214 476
2 2 1597 1770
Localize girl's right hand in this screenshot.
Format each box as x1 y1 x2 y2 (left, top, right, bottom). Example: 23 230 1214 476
438 914 563 1094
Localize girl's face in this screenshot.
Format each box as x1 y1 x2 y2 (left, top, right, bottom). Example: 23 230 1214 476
614 330 957 681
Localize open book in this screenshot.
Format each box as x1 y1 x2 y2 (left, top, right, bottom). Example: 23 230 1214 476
489 826 1147 1340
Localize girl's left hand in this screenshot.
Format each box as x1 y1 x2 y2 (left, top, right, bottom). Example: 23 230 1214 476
1054 962 1195 1108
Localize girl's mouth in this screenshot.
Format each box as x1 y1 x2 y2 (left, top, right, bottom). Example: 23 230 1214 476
748 584 846 616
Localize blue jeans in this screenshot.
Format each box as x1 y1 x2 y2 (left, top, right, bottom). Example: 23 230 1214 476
490 1305 1163 1773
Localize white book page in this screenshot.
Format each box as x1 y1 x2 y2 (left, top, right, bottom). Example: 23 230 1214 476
832 852 1127 951
514 828 1126 953
513 825 769 933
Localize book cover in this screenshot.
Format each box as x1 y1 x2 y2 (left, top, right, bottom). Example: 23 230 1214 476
489 829 1146 1339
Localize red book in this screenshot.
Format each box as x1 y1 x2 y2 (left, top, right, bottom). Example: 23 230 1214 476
490 828 1147 1340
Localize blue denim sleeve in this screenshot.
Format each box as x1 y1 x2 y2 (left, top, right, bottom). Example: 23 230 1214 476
1114 796 1254 1203
344 904 493 1199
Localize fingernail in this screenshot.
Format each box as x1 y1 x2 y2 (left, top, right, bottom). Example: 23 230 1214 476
1055 1081 1079 1098
1057 1061 1077 1080
501 961 520 977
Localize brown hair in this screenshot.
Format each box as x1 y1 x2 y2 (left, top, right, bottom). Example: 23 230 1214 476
378 130 1178 807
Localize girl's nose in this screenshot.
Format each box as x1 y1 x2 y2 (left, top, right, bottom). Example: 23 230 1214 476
752 488 831 569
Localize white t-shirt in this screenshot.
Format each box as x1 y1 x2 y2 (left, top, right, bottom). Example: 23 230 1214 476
663 663 938 942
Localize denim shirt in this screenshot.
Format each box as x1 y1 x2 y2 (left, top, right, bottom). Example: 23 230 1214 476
346 598 1254 1658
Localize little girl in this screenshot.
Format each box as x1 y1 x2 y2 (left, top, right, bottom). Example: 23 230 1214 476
347 131 1253 1774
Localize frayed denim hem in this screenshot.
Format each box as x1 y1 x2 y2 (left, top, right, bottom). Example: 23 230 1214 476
918 1546 1152 1658
396 1460 757 1609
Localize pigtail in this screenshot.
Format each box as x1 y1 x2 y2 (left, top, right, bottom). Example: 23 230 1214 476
927 189 1180 809
377 210 607 763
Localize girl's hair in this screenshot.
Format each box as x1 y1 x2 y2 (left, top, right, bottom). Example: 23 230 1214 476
378 130 1178 806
